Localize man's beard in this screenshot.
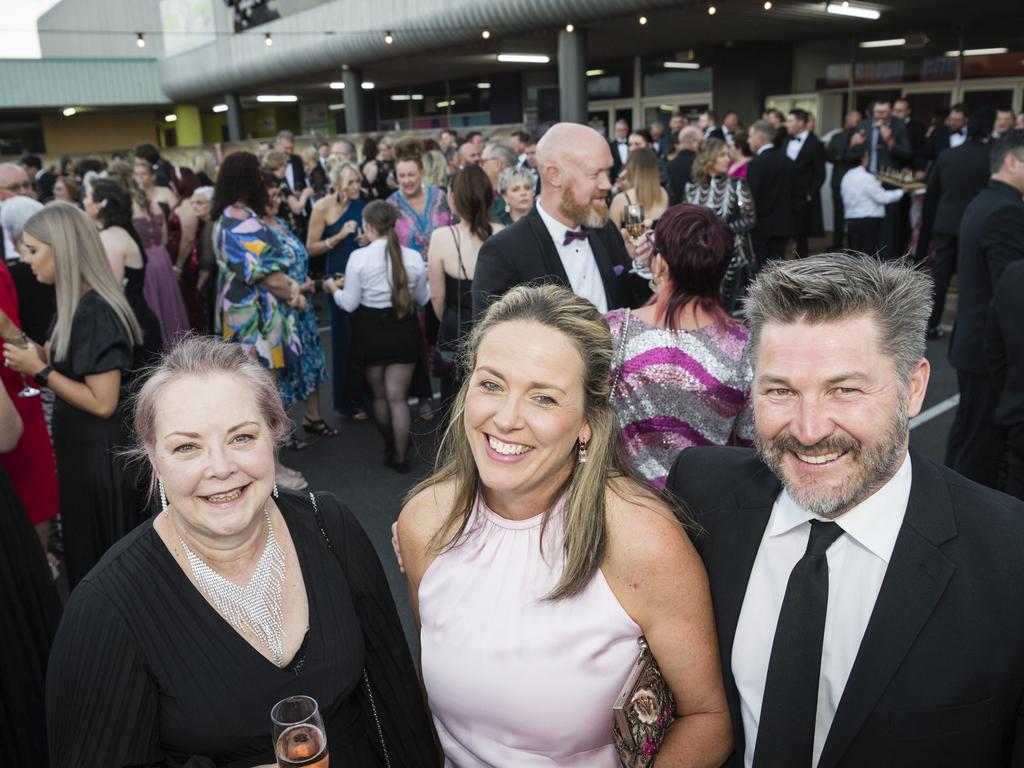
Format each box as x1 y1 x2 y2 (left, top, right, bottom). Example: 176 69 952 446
558 184 608 229
755 398 908 519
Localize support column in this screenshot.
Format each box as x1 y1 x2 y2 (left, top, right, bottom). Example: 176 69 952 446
342 66 366 134
174 105 203 146
557 27 587 124
224 92 244 142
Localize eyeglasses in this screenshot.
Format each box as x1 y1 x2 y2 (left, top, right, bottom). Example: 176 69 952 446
0 181 32 192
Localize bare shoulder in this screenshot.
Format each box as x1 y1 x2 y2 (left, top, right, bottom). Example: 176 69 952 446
397 479 462 575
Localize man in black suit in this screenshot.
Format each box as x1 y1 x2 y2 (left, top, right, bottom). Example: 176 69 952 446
608 119 630 186
826 110 863 249
947 129 1024 489
917 104 968 174
668 126 701 205
915 108 994 338
274 130 306 196
699 109 726 142
746 120 794 273
892 99 927 168
667 253 1024 767
987 260 1024 499
473 122 637 318
19 155 55 202
785 109 826 259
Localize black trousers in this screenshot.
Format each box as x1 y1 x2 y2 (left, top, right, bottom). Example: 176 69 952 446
751 234 789 275
831 187 845 249
928 234 958 332
1007 425 1024 501
946 370 1005 490
846 217 883 257
793 202 812 259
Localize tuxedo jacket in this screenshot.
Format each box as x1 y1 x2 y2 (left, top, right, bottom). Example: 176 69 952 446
789 132 826 234
666 446 1024 767
668 150 696 206
471 205 637 318
609 139 629 184
915 139 991 260
745 148 794 239
285 154 306 194
918 125 966 172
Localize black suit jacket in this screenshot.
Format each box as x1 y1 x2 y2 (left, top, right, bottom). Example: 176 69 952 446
950 179 1024 374
789 132 826 233
848 118 914 170
285 154 306 194
609 139 629 184
705 127 726 143
987 260 1024 437
918 126 967 172
826 129 859 192
35 171 56 202
915 139 991 260
746 147 794 239
668 149 696 206
471 205 635 318
666 445 1024 767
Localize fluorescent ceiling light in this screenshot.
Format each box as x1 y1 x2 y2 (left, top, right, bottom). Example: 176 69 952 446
62 107 77 117
586 69 605 77
664 61 700 69
437 99 455 108
212 103 228 113
361 81 375 90
826 3 881 19
256 95 297 102
164 114 177 122
944 47 1008 56
497 53 550 64
859 38 905 48
329 103 345 110
329 81 345 89
477 82 491 89
390 94 424 101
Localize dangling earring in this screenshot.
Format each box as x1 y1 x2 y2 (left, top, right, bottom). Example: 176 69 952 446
578 440 588 464
272 481 279 499
158 478 168 511
504 202 511 214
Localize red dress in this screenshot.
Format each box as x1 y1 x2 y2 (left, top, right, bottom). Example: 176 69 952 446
0 261 59 525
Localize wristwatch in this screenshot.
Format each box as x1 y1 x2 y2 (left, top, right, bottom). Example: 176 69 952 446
34 365 53 387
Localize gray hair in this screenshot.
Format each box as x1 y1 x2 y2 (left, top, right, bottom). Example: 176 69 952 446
498 165 537 193
678 125 702 148
743 254 931 384
275 130 294 142
192 186 214 201
749 120 776 142
482 143 517 169
1 195 44 240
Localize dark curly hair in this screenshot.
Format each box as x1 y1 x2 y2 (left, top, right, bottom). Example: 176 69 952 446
89 178 147 262
212 152 268 218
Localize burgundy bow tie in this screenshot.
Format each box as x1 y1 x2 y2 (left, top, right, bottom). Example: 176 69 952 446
563 229 589 246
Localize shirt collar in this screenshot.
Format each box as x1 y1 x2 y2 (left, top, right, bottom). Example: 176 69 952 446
536 200 583 247
792 129 809 143
770 452 912 564
757 143 774 155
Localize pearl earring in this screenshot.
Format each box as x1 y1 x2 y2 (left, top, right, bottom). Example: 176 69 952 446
159 478 168 511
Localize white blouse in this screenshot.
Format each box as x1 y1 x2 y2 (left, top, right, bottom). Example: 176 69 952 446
330 238 429 312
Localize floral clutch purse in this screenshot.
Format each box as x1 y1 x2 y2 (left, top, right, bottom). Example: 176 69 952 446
613 636 676 767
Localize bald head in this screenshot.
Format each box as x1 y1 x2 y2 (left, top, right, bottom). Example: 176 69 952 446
678 126 702 150
536 122 611 173
0 163 32 201
535 123 613 228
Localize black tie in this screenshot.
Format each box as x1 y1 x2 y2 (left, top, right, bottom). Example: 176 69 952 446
753 520 845 768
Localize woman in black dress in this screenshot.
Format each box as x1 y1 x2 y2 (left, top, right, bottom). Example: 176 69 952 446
4 202 144 589
0 385 61 767
45 337 436 767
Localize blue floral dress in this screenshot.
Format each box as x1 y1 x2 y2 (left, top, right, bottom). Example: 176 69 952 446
214 206 299 369
269 217 328 407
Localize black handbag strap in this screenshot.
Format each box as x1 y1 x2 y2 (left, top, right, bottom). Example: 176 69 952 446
307 492 392 768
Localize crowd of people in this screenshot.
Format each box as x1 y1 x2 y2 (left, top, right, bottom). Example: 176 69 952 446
1 98 1024 767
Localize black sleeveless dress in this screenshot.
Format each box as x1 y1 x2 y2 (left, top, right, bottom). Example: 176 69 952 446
124 258 164 368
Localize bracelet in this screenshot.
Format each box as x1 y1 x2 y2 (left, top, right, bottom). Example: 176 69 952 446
34 365 53 387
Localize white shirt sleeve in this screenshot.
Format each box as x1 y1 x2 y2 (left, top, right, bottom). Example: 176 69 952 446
865 179 905 206
406 250 430 306
332 250 363 312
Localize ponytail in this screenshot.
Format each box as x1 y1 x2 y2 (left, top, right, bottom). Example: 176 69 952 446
363 200 413 318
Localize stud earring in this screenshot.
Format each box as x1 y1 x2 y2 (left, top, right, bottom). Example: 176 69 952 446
578 441 588 464
272 481 279 499
158 478 168 510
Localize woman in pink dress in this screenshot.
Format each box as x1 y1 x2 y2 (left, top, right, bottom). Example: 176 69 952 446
397 284 731 767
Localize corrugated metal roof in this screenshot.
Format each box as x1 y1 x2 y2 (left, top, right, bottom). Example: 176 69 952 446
0 58 169 108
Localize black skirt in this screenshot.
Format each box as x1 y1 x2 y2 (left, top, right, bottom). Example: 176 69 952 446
351 305 421 367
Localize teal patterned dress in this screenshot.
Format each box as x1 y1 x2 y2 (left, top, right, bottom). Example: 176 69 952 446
213 206 299 369
268 217 328 407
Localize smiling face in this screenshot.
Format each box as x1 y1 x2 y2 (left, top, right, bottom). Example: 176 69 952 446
554 137 612 228
753 315 928 518
19 231 55 284
465 320 591 513
396 160 422 195
152 372 276 541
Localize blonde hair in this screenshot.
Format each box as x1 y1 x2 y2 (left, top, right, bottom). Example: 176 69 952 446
421 150 448 188
691 138 729 186
327 159 361 189
621 148 662 213
262 150 288 171
407 284 664 600
23 203 142 361
105 159 149 211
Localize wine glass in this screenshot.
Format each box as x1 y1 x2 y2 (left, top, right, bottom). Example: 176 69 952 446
623 203 647 240
271 695 329 768
0 309 40 398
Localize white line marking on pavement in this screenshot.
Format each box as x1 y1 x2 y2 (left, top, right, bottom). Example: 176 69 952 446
909 394 959 430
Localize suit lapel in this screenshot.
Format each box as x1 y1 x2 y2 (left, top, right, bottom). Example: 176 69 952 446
817 455 958 768
587 228 621 308
525 208 569 286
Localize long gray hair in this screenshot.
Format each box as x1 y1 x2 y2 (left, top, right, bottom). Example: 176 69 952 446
23 203 141 361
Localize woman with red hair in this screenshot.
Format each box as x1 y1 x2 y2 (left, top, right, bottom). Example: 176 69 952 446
607 204 754 491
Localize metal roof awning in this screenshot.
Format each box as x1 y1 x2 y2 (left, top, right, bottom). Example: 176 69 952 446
0 58 169 109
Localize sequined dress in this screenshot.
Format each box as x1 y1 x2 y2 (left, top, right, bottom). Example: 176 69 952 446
607 308 754 491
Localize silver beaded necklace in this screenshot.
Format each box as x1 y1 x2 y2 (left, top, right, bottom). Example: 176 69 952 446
178 507 287 666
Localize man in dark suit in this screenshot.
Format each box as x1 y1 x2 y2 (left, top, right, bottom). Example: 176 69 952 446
947 129 1024 489
699 109 726 142
274 130 306 196
826 110 863 249
19 155 55 202
917 104 968 174
608 119 630 186
668 126 701 205
987 260 1024 499
785 109 826 259
667 253 1024 767
473 122 637 318
892 99 927 168
915 108 994 338
746 120 794 273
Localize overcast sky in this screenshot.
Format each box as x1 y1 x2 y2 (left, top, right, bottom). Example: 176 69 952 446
1 0 62 58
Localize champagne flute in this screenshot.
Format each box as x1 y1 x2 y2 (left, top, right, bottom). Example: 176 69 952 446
271 695 329 768
0 308 40 398
623 203 647 240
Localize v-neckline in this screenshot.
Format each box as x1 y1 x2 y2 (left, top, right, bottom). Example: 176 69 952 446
397 188 432 230
151 501 315 671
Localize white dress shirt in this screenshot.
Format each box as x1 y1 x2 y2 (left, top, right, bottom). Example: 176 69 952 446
949 129 967 149
330 238 429 313
733 454 912 768
535 201 608 313
840 166 904 220
786 129 809 161
613 140 629 165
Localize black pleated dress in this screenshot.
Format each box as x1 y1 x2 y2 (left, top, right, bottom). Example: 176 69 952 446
0 466 62 765
46 491 438 768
